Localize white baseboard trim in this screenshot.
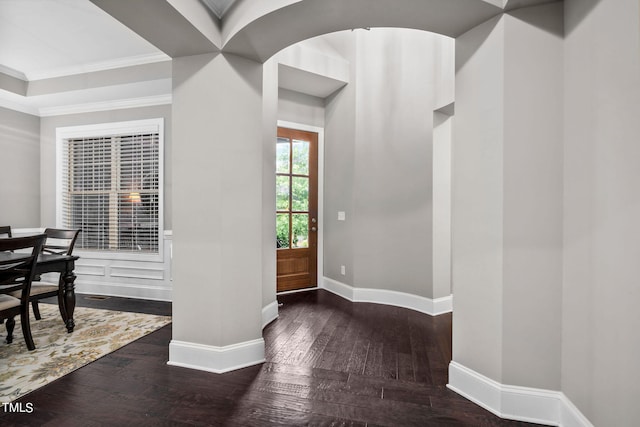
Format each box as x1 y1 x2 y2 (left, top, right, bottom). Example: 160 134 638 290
322 277 355 300
447 362 594 427
277 286 320 296
322 277 452 316
76 281 172 302
168 338 266 374
262 300 279 328
559 394 596 427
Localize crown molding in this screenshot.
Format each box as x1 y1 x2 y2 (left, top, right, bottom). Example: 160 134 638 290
0 94 39 116
26 53 170 82
39 95 172 117
0 65 27 81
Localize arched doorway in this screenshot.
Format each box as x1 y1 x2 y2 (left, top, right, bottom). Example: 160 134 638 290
159 1 565 423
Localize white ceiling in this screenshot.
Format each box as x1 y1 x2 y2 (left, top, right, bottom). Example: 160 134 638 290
0 0 168 80
0 0 345 115
2 0 522 115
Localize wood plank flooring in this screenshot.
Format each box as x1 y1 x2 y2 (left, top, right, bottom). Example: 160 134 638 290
1 290 541 426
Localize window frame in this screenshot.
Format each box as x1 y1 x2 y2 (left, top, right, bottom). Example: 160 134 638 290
55 118 164 262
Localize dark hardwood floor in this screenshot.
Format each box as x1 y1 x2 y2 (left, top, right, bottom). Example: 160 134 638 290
1 290 541 426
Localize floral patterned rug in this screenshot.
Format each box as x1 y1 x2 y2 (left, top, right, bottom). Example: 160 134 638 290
0 304 171 403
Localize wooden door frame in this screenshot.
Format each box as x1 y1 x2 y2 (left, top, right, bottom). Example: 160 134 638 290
276 120 324 294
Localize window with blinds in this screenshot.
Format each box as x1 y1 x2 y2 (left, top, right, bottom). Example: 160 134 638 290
57 119 163 255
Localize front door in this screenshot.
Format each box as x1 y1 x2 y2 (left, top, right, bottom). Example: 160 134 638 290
276 127 318 292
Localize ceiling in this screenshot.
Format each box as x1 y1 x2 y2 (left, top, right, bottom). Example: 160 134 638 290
0 0 241 80
201 0 238 18
0 0 345 115
0 0 547 115
0 0 169 81
0 0 556 82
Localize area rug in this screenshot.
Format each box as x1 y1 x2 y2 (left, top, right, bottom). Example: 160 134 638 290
0 304 171 403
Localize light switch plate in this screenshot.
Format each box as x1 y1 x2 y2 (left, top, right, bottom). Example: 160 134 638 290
338 211 346 221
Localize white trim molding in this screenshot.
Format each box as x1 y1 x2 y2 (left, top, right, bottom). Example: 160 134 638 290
27 53 170 81
40 94 172 117
322 277 453 316
262 300 279 328
277 120 325 290
448 362 594 427
55 118 165 261
13 228 174 302
72 232 173 301
168 338 266 374
559 394 596 427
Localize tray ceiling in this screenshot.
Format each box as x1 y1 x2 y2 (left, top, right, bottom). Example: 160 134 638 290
0 0 168 81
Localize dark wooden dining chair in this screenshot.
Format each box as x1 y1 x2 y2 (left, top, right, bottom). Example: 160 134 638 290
0 226 12 326
23 228 80 321
0 234 46 350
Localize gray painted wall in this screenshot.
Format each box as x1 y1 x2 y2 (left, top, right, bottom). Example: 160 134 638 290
324 35 357 286
453 14 506 382
262 58 278 310
501 3 564 390
278 88 325 128
352 29 435 297
324 29 452 298
563 0 640 424
172 53 263 347
39 105 172 230
0 106 40 227
433 111 452 299
453 2 564 389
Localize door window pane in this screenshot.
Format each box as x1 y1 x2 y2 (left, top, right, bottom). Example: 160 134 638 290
277 138 290 174
276 214 290 248
291 176 309 211
292 214 309 248
276 175 290 210
292 140 309 175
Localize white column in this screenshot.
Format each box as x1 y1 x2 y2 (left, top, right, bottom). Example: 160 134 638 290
169 52 265 373
450 2 564 421
563 0 640 425
261 58 278 326
432 111 452 301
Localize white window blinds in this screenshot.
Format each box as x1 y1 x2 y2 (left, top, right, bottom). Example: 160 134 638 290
58 121 162 254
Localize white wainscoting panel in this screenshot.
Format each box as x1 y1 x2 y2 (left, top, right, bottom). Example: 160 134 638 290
110 265 165 280
75 232 173 301
74 264 106 277
14 229 173 301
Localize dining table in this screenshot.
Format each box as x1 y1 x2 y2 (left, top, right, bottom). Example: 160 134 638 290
0 252 79 333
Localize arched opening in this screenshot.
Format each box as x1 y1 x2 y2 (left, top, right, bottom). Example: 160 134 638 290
264 26 454 314
168 1 566 424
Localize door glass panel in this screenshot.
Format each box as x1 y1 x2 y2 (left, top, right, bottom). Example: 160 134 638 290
292 140 309 175
276 175 290 210
277 138 290 174
276 214 290 248
291 214 309 248
291 176 309 211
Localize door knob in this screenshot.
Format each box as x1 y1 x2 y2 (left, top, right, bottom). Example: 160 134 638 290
311 227 317 232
